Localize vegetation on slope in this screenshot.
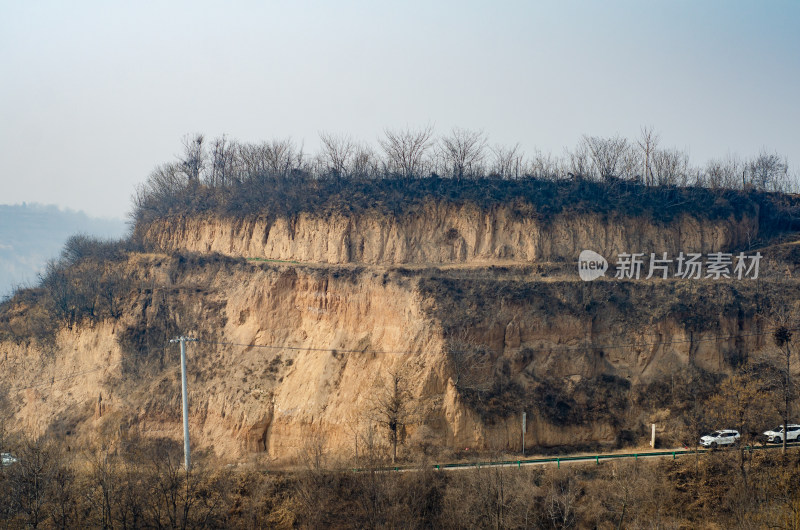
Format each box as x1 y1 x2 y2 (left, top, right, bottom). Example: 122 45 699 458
1 432 800 529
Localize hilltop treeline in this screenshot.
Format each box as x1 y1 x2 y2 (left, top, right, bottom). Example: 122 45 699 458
131 129 798 230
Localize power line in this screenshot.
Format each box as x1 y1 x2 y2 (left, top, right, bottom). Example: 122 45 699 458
9 361 123 393
7 325 795 395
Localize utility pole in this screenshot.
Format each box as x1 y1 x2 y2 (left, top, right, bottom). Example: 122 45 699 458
522 412 526 457
170 336 196 470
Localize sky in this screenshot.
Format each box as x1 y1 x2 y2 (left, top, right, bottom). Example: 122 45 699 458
1 0 798 219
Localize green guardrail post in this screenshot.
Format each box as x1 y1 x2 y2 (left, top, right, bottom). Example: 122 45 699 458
557 457 560 468
672 451 676 460
635 454 638 461
517 460 521 469
595 455 599 465
435 464 440 470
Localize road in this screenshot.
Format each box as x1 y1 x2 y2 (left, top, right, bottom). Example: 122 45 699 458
375 442 800 473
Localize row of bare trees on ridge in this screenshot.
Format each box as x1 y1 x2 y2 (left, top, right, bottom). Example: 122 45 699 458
154 126 793 191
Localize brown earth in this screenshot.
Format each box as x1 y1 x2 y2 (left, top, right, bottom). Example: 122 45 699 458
1 205 796 463
138 204 758 265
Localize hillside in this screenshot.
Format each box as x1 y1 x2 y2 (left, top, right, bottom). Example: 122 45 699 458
0 203 127 298
2 178 800 464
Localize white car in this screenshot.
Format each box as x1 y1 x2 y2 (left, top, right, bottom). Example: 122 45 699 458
762 424 800 444
700 430 740 447
1 452 16 466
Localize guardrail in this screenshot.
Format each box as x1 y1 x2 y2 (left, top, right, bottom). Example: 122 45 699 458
359 441 800 473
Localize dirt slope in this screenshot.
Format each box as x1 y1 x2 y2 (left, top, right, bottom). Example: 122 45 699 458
139 204 757 265
3 246 794 462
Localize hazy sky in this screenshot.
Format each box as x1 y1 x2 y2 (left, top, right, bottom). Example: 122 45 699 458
2 1 798 219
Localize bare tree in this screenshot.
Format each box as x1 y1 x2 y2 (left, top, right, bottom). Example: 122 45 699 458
773 326 796 455
141 439 197 529
83 446 117 529
298 424 328 472
318 132 356 179
544 469 579 529
236 138 301 179
98 267 128 321
234 142 268 179
7 437 58 528
40 260 78 329
676 368 709 484
704 154 743 189
110 452 149 530
490 143 525 179
351 422 392 527
47 454 78 530
582 135 629 180
372 369 412 464
350 144 380 180
706 369 763 481
747 150 789 191
132 162 189 221
528 149 564 180
379 125 434 179
617 146 641 181
651 147 690 186
637 126 660 186
180 133 206 183
344 410 363 462
208 135 236 188
438 128 487 180
567 142 592 179
703 158 725 189
603 461 638 530
265 138 302 178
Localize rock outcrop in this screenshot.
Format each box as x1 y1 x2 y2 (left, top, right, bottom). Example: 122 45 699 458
139 203 758 265
1 250 785 461
2 196 795 462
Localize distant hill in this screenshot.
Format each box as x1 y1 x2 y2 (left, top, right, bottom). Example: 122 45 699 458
0 203 127 298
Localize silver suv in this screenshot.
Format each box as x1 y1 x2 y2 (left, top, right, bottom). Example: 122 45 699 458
699 430 740 447
762 424 800 444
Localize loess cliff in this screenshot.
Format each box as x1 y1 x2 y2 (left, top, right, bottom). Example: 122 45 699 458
2 193 799 463
139 202 759 265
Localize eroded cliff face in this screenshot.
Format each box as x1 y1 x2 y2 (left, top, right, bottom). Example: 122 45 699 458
138 202 758 265
0 250 783 462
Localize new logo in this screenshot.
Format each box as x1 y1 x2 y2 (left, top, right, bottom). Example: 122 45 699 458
578 250 608 281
